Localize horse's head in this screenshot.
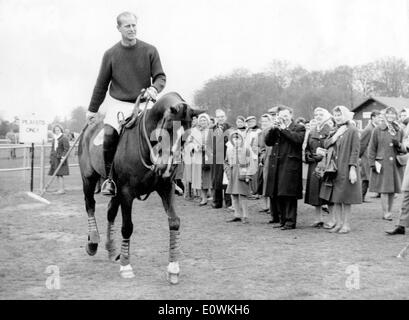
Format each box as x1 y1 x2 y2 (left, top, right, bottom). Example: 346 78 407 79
147 92 206 177
164 102 206 131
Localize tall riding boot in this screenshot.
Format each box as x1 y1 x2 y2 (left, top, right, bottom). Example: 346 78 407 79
101 126 119 197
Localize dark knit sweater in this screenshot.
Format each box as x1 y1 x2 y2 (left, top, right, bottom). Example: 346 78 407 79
88 39 166 112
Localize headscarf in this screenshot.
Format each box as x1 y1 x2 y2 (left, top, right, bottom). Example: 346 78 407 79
380 107 400 135
236 115 246 123
314 107 333 130
197 113 211 129
226 130 247 166
332 105 354 125
52 124 64 151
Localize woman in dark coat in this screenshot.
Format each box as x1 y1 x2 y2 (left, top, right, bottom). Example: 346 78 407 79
49 124 70 194
304 107 333 228
323 106 362 234
368 107 406 220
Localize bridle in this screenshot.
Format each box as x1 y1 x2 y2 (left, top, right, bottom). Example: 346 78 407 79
137 96 164 172
136 95 186 175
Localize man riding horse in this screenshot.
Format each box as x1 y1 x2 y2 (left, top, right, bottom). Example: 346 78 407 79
86 11 166 196
80 11 204 282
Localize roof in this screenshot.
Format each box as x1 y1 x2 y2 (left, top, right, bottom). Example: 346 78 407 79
353 96 409 112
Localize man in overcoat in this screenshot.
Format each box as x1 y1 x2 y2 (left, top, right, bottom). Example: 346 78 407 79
211 109 232 209
264 106 306 230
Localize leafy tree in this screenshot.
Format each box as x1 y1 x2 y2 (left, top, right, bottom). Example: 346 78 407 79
68 106 86 133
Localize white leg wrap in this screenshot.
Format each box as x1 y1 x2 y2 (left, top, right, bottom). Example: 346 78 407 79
167 261 180 275
119 264 135 279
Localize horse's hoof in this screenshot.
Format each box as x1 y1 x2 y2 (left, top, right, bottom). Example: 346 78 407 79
86 242 98 256
167 272 179 285
167 262 180 284
119 264 135 279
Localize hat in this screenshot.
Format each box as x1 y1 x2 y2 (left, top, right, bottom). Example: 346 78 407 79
198 113 211 123
236 115 246 122
245 116 256 122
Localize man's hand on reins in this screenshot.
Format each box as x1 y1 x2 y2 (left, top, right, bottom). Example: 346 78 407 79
142 86 158 101
86 111 97 124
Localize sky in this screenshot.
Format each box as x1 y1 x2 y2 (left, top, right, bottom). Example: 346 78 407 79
1 0 409 122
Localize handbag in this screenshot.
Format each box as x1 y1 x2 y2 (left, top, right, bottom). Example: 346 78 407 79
396 154 409 166
319 178 334 202
323 147 337 179
314 147 336 179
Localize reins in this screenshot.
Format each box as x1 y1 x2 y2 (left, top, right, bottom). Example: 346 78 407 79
136 95 167 172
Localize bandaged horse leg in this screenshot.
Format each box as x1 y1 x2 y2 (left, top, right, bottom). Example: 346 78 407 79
168 216 181 284
83 174 100 256
158 182 181 284
105 196 120 262
86 214 100 255
118 189 135 278
119 239 134 278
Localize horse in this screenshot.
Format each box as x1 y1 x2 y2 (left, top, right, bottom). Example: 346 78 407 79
78 92 204 283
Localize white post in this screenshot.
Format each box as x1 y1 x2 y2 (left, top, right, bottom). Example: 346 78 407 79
39 141 45 191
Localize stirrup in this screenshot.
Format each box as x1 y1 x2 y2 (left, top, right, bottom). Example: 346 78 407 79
101 179 117 197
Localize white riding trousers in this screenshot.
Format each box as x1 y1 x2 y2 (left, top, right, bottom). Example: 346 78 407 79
100 94 154 133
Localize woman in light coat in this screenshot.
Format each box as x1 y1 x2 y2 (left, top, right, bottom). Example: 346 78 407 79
225 131 258 224
323 106 362 234
186 113 213 206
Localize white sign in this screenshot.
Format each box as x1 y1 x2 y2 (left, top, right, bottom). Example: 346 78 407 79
362 112 372 119
20 115 48 143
